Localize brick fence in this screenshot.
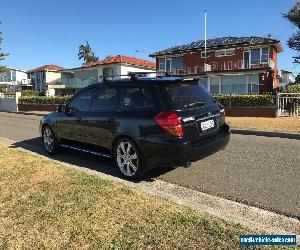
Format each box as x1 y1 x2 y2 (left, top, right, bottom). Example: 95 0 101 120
18 104 277 117
18 104 59 112
225 106 277 118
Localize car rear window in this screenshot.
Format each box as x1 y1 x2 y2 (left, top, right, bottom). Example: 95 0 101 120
161 81 215 110
119 87 160 111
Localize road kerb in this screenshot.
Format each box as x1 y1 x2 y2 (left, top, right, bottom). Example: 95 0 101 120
231 128 300 140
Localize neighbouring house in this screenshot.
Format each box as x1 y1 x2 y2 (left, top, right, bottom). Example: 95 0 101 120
149 36 283 94
279 70 295 87
0 67 32 91
27 64 65 93
49 55 156 96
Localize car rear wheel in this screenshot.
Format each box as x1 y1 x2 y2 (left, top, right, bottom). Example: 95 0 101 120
42 126 58 154
114 138 143 180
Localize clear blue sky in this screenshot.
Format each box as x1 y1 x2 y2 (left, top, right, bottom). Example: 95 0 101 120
1 0 299 74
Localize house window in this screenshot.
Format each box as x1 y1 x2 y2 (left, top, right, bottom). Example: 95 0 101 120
216 50 225 57
210 76 220 95
103 67 117 77
220 75 247 94
159 57 183 71
226 49 235 56
248 74 260 93
165 59 171 71
11 70 16 81
261 47 269 63
201 51 210 58
171 57 183 69
159 58 165 70
251 47 269 64
216 49 235 57
251 49 260 64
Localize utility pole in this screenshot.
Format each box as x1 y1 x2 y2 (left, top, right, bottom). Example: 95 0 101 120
204 10 207 71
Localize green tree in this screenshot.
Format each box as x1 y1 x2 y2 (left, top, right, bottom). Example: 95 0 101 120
283 2 300 63
0 22 9 73
78 41 99 65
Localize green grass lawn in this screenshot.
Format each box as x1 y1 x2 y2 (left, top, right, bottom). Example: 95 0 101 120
0 145 288 249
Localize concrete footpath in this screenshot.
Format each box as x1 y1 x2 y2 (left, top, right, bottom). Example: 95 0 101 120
0 136 299 235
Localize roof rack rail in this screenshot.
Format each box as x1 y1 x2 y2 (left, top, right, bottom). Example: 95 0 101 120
127 71 156 80
98 71 175 82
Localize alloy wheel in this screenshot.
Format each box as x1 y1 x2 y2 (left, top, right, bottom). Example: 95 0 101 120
116 140 139 177
43 127 55 153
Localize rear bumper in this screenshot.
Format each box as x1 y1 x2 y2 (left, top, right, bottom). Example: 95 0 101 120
142 123 230 169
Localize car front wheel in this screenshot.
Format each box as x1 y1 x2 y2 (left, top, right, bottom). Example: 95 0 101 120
114 138 144 180
42 126 58 154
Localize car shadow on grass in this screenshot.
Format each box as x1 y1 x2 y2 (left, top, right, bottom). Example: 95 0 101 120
9 137 174 182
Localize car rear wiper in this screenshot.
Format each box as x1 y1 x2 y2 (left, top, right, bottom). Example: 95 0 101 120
184 101 205 108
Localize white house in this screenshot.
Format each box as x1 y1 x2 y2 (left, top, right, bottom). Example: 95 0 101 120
27 64 65 93
279 70 295 87
48 55 156 96
0 67 31 91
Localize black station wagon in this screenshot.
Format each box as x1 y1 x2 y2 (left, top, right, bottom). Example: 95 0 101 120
40 76 230 179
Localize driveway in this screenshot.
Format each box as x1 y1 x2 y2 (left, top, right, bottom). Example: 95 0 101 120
0 112 299 219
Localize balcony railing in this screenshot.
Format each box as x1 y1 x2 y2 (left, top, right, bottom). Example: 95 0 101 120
61 77 98 89
157 59 275 76
0 79 32 85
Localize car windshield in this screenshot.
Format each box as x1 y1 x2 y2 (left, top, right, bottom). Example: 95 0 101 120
161 81 215 110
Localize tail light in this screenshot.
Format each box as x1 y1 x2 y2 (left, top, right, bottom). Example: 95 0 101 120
154 112 183 137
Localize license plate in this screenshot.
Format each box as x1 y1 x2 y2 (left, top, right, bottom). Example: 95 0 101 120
201 119 215 131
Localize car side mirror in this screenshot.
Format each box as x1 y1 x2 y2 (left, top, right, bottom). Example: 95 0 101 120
57 104 66 113
64 106 76 114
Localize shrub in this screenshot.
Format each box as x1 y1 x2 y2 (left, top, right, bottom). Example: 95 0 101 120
0 86 7 93
19 96 71 105
214 94 276 107
285 84 300 93
20 90 39 96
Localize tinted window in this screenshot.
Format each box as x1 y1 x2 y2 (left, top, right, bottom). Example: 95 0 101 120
161 81 215 110
90 87 116 111
119 87 159 110
251 49 260 64
68 88 93 112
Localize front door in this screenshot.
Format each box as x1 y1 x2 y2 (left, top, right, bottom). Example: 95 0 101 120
243 51 250 69
56 87 94 143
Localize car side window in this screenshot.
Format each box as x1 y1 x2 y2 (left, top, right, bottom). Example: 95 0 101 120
90 87 116 112
68 88 94 112
119 87 159 110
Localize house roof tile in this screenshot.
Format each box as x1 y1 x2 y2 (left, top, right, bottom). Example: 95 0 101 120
83 55 156 69
149 36 282 57
27 64 65 73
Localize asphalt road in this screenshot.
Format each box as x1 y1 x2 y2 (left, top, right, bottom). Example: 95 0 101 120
0 112 299 219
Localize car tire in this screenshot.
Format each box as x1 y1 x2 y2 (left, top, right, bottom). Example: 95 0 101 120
42 125 59 155
114 138 144 180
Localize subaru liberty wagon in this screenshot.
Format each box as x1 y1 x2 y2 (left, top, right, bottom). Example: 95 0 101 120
40 76 230 179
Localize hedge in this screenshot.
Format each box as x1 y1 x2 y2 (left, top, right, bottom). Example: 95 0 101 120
19 96 70 105
285 84 300 93
19 94 276 107
19 90 40 96
214 95 276 107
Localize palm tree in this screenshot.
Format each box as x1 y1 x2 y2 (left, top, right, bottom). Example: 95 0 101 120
78 41 99 65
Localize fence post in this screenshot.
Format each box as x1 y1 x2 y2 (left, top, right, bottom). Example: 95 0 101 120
15 92 21 112
276 93 279 117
